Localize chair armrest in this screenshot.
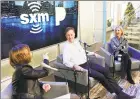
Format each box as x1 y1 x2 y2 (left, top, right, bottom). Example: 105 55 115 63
98 47 114 67
40 81 69 99
1 81 69 99
128 46 140 60
53 61 89 86
54 61 73 70
1 83 12 99
88 53 105 67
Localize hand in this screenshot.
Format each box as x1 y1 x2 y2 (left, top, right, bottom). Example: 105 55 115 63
42 84 51 92
93 52 97 57
43 52 49 60
73 65 84 71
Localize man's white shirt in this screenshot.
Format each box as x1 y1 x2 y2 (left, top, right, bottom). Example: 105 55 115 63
63 40 87 68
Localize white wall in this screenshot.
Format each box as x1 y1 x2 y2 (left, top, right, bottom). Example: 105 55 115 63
106 1 111 20
79 1 105 43
78 1 95 44
93 1 104 42
110 1 123 27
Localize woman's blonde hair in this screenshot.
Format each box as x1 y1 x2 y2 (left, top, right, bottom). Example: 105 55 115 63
114 26 124 36
9 44 31 68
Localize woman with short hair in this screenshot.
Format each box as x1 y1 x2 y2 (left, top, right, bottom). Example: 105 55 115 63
10 44 51 99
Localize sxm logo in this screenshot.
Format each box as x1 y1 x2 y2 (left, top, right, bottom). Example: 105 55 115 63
20 2 66 34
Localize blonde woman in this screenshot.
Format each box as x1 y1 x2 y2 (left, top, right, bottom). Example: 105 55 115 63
9 44 51 99
110 26 135 84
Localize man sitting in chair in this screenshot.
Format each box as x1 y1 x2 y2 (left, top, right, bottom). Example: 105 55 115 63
62 27 135 99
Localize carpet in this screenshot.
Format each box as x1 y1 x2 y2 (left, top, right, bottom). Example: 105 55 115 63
89 71 140 99
122 83 140 99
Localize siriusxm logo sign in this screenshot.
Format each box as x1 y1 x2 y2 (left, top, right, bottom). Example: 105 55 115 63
20 2 66 34
20 13 49 24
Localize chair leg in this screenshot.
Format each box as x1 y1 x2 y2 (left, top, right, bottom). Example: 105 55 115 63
113 58 115 77
113 66 115 77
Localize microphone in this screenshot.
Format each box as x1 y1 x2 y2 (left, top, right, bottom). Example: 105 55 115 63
79 40 91 47
41 62 59 71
